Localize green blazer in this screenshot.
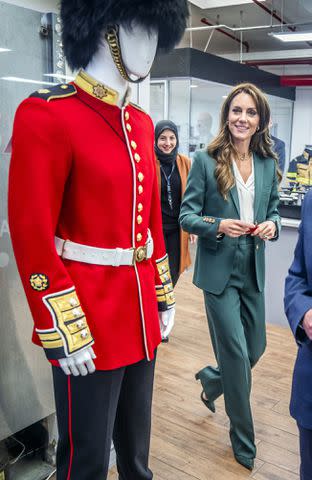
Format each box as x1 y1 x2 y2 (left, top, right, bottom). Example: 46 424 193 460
179 150 281 294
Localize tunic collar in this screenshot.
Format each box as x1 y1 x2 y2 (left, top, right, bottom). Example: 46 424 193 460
74 69 131 107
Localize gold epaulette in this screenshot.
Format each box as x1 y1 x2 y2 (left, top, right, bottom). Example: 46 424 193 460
129 102 148 115
29 83 77 102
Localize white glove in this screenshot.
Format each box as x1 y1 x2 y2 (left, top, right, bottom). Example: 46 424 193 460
159 308 175 339
59 346 96 376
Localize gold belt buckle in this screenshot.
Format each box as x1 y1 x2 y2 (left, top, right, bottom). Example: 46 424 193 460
133 245 147 264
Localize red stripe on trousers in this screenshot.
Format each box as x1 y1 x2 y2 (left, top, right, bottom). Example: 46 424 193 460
66 376 74 480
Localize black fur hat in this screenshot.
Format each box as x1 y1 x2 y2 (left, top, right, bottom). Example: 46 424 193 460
61 0 189 71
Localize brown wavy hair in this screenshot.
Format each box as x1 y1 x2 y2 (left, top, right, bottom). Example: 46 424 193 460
208 82 281 199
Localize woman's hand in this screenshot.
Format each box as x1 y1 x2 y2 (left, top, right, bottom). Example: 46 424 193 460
251 220 276 240
190 234 197 244
218 219 255 238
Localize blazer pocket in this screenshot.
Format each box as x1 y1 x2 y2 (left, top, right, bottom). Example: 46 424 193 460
198 237 218 251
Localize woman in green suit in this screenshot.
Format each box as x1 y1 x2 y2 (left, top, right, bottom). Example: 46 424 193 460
180 83 281 470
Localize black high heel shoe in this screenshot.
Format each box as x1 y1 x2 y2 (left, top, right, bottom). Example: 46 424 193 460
195 372 216 413
235 455 254 471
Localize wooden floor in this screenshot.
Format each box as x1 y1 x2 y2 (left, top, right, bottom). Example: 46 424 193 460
108 270 299 480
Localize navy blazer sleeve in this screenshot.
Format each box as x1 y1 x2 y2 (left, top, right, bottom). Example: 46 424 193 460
271 135 286 174
284 192 312 345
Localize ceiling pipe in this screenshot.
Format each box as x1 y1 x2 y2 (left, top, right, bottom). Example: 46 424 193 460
280 75 312 86
201 17 250 52
246 58 312 66
251 0 296 32
189 22 307 33
251 0 312 48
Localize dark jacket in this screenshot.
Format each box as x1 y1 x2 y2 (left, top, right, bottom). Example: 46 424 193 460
284 190 312 429
271 135 286 174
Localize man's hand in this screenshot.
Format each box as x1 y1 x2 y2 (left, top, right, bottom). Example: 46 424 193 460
59 346 96 376
218 219 254 238
159 308 175 339
302 309 312 340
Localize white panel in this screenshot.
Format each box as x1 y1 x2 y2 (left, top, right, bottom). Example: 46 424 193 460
1 0 58 12
189 0 264 9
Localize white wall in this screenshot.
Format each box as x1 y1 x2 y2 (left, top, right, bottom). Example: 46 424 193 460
1 0 58 12
290 87 312 159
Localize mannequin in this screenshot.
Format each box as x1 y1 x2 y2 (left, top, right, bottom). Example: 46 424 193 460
8 1 188 479
58 23 162 376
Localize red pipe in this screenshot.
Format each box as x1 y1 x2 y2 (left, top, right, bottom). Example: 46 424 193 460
246 58 312 66
280 75 312 86
201 17 250 52
251 0 296 31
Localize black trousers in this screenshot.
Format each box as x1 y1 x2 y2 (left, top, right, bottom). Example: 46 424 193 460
163 227 180 288
52 354 156 480
298 424 312 480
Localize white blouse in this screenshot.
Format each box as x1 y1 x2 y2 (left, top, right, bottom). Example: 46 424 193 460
232 157 255 224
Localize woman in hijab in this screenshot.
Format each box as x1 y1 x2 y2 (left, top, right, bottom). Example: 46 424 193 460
154 120 196 290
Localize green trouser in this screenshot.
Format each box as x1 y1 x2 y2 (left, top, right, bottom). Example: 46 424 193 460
197 236 266 461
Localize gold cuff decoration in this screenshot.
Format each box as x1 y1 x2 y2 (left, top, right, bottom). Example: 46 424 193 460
156 255 175 309
38 287 94 358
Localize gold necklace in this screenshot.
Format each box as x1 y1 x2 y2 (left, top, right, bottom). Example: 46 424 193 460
235 150 251 162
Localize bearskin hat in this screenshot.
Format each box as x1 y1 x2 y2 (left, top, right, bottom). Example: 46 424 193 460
60 0 189 71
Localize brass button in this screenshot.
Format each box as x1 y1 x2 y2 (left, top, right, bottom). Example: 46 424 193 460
138 172 144 182
76 319 85 328
138 185 143 194
125 111 129 120
137 233 142 242
137 215 143 225
69 297 78 307
80 329 89 339
73 308 81 317
61 84 68 89
138 203 143 212
38 89 50 94
134 153 141 163
131 140 137 150
126 123 132 132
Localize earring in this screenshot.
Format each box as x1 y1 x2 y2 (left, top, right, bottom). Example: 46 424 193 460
257 126 260 131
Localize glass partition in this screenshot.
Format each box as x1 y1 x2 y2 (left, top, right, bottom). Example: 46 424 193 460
0 1 57 440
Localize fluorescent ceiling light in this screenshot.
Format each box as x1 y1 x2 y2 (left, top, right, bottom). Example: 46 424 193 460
190 0 265 8
270 31 312 42
0 48 11 53
44 73 75 81
1 76 55 85
190 84 198 88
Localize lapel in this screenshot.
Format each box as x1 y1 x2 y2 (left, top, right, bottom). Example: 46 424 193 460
229 161 240 216
229 183 240 217
253 153 264 219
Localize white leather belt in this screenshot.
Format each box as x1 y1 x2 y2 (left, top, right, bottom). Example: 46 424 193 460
55 231 153 266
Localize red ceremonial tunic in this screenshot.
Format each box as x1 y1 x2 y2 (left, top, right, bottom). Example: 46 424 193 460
8 70 174 371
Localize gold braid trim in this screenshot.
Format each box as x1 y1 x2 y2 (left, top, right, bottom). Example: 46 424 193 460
40 287 94 356
155 255 175 308
105 26 150 84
